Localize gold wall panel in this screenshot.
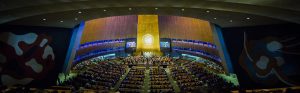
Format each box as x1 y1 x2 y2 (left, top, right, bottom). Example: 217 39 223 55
136 15 161 55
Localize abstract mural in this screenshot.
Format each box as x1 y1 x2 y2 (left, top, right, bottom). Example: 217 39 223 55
0 32 55 86
223 24 300 88
0 25 72 87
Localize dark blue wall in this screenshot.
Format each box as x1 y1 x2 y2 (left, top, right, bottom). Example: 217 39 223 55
222 23 300 89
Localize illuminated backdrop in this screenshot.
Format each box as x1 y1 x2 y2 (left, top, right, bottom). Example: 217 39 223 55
77 15 219 62
136 15 161 55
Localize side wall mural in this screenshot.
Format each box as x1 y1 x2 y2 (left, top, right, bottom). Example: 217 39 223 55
0 25 72 87
223 23 300 89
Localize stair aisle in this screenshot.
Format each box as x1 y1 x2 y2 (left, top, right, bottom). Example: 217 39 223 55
112 67 131 91
142 68 150 93
165 67 180 93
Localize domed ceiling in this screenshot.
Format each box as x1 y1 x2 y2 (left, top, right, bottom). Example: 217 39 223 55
0 0 299 28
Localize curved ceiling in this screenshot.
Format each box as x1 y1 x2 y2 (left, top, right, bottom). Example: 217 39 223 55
1 0 299 28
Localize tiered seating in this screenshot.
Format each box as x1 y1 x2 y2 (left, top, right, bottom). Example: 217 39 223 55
118 67 145 93
57 56 238 92
175 59 190 66
123 56 172 66
202 61 224 73
185 62 234 89
61 61 126 91
171 66 203 92
72 60 96 71
149 67 173 93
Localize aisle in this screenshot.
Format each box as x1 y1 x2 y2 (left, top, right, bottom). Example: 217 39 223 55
165 68 180 93
112 67 131 91
142 68 150 93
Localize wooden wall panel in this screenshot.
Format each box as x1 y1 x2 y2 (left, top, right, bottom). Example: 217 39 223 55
159 16 214 44
80 15 137 44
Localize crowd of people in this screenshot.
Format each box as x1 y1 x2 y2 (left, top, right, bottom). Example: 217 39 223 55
171 66 203 92
57 56 237 92
60 61 126 92
185 62 235 90
118 67 145 92
2 55 299 93
72 60 96 71
149 67 174 93
122 56 172 66
203 61 224 73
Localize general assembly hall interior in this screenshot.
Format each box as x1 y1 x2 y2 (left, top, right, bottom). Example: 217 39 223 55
0 0 300 93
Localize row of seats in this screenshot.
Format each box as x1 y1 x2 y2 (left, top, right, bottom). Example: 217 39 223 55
72 60 96 70
61 61 126 91
150 68 174 93
185 62 235 89
118 67 145 93
171 66 203 92
122 56 172 66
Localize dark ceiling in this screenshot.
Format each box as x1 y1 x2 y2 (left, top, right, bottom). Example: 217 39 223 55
1 0 300 28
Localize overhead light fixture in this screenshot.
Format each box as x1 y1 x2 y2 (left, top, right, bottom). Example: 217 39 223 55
213 18 217 20
129 8 132 10
246 17 251 20
155 8 158 10
42 18 46 21
103 9 107 12
206 10 210 13
181 9 185 11
78 11 82 14
75 18 78 21
60 21 64 22
229 20 233 22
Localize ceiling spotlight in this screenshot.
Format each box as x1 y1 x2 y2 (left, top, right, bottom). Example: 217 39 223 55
78 11 82 14
75 18 78 21
103 9 107 12
206 10 210 13
181 9 185 11
129 8 132 10
213 18 217 20
42 18 46 21
60 21 64 22
229 20 233 22
246 17 251 20
155 8 158 10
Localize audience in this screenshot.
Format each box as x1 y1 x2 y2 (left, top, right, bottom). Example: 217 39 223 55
171 66 203 92
203 61 224 73
3 56 298 93
61 56 237 92
150 67 173 93
119 67 145 93
123 56 172 66
185 62 235 91
72 60 96 71
61 61 126 92
1 56 241 92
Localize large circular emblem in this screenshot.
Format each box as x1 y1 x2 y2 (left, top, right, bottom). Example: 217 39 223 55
143 34 154 45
